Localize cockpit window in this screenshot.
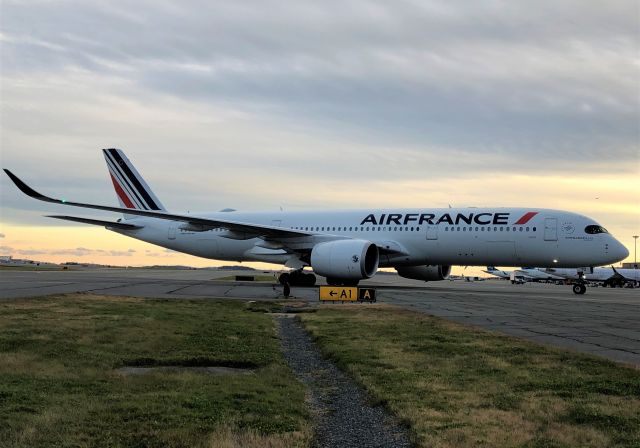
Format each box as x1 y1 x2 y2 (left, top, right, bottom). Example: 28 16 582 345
585 225 609 234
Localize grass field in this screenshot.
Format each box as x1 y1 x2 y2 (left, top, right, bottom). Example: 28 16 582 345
300 305 640 448
0 294 309 448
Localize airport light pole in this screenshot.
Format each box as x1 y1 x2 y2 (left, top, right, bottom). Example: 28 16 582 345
634 235 639 268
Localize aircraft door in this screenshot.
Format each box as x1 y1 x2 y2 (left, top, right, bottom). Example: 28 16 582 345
544 218 557 241
168 225 176 240
426 225 438 240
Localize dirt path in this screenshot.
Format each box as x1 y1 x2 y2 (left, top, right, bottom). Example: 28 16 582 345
275 315 411 448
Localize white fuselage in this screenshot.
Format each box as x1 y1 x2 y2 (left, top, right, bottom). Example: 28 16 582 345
112 207 627 269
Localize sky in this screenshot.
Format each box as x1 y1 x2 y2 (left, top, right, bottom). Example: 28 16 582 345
1 0 638 274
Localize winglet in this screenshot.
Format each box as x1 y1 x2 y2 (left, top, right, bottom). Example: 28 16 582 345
3 169 55 202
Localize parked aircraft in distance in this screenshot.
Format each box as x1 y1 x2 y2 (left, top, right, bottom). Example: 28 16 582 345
515 267 565 282
539 267 639 288
484 266 564 284
483 266 512 279
4 148 629 295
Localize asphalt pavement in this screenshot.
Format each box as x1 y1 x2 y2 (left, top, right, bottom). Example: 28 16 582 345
1 267 638 365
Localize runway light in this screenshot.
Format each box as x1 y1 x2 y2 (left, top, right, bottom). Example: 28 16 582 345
553 259 558 263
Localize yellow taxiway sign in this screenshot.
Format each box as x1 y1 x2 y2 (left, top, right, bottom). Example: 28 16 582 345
319 286 376 302
319 286 358 301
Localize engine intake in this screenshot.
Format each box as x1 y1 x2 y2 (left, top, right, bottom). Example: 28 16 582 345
311 240 379 280
396 265 451 281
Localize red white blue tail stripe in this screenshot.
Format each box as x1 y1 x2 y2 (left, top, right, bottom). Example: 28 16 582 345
102 148 165 214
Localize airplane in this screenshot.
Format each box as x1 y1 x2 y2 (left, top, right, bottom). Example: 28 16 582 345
483 266 512 279
539 267 640 288
483 266 564 284
514 267 566 283
3 148 629 295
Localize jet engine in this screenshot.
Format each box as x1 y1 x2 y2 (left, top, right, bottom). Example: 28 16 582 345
396 265 451 281
311 240 379 281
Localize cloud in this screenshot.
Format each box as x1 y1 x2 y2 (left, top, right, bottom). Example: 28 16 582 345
0 0 637 233
2 1 636 161
0 246 48 256
48 247 136 257
0 246 138 257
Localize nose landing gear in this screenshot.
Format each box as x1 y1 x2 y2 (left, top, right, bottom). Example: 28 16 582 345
572 283 587 295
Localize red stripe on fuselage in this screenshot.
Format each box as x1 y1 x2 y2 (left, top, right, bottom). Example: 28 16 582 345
514 211 538 225
109 173 135 209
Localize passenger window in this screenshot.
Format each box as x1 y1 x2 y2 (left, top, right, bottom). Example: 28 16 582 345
526 227 529 231
533 227 536 231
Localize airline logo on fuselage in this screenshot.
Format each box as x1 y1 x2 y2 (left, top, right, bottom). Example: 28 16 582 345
359 212 538 226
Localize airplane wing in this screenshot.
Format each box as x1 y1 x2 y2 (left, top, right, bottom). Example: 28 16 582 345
4 169 309 239
609 266 631 282
46 215 143 230
514 269 536 279
5 169 410 259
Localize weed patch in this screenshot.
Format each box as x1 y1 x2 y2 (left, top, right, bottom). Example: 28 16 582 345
0 294 309 447
301 305 640 448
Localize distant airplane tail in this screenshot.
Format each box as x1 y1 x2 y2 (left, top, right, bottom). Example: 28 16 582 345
102 148 166 219
486 266 497 271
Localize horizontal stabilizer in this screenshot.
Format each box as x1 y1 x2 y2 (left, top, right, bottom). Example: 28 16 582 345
46 215 143 230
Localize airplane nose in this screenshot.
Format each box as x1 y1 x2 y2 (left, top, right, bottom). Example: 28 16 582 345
611 239 629 262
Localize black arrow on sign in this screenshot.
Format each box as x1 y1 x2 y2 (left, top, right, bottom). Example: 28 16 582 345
329 291 337 296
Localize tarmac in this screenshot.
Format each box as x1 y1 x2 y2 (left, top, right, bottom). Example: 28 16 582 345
1 267 639 366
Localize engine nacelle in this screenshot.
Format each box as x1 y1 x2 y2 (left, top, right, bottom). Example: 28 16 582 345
311 240 379 280
396 265 451 281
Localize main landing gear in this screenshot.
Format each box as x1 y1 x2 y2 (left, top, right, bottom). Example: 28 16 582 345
326 278 360 287
278 270 317 287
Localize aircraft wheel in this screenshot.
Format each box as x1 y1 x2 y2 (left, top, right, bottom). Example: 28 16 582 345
278 273 290 285
283 282 291 298
326 277 339 286
572 284 587 295
326 277 358 286
304 274 316 287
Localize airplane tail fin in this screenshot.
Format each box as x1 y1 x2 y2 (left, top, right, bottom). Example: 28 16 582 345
102 148 166 219
486 266 497 271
